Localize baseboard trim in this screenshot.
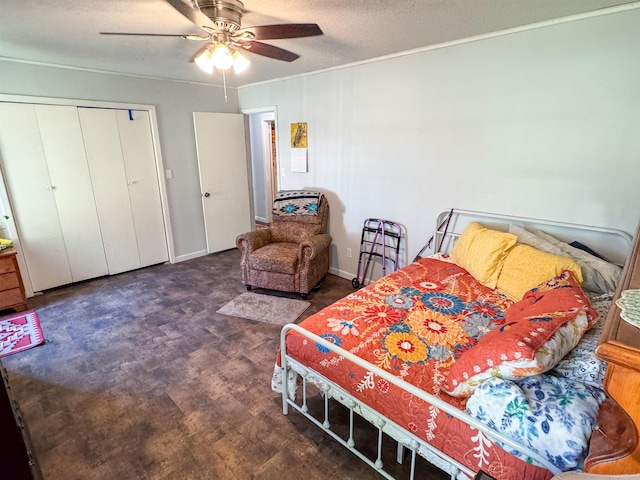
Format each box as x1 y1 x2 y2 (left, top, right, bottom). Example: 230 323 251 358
329 266 354 281
174 250 209 263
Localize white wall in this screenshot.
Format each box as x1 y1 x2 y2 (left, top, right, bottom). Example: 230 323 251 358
238 8 640 280
0 61 237 260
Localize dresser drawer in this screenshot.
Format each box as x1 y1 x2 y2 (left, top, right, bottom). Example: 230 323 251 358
0 256 16 274
0 272 20 291
0 288 24 307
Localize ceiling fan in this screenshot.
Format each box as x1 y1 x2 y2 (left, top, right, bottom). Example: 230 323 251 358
100 0 323 75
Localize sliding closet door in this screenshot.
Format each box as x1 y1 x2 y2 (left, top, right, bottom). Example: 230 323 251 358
0 103 72 290
116 110 168 267
78 108 141 275
34 105 108 282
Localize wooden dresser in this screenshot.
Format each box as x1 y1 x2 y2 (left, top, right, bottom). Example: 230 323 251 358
0 247 27 313
585 221 640 474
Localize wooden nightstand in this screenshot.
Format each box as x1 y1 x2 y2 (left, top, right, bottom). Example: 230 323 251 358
0 247 27 313
586 222 640 474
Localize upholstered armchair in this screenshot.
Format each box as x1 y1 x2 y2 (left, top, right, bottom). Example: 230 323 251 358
236 193 331 298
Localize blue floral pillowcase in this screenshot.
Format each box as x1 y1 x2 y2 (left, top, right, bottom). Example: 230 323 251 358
550 292 612 389
466 374 606 471
466 293 614 472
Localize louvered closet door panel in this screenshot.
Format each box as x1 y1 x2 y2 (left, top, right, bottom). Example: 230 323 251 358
35 105 109 283
0 103 73 291
116 110 168 267
78 108 141 275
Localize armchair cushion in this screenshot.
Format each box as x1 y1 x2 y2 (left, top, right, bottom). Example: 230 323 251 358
270 219 323 243
248 243 299 275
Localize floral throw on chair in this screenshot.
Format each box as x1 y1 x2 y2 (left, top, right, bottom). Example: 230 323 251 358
236 191 331 298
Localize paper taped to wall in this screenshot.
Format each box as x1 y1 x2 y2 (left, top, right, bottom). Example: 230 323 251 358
291 148 308 173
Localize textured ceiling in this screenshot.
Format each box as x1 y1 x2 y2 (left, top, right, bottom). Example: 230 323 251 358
0 0 635 88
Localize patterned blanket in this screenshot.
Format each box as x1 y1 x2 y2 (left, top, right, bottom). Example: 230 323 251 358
272 190 323 216
273 255 602 479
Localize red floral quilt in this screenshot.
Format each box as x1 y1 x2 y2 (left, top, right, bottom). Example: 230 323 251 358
275 256 556 480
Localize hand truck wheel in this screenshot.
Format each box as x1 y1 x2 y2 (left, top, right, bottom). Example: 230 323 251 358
351 278 360 288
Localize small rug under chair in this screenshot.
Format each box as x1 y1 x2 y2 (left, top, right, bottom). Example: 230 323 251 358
0 311 45 358
217 292 311 326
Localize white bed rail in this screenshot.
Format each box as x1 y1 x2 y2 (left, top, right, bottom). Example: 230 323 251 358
280 323 562 479
433 209 632 266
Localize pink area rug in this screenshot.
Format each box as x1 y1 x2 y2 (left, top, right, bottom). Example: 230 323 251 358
0 311 44 358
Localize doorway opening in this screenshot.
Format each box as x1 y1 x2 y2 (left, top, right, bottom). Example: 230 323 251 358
267 120 278 201
247 110 278 224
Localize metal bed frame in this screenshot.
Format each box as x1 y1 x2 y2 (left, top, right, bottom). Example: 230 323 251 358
278 209 633 479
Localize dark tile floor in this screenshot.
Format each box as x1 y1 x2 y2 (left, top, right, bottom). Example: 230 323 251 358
1 249 448 480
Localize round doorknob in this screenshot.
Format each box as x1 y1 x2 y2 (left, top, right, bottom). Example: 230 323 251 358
203 192 210 198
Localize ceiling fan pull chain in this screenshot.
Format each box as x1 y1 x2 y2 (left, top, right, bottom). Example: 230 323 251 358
222 69 228 103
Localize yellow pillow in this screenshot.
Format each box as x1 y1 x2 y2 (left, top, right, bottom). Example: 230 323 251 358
496 244 583 301
449 222 518 289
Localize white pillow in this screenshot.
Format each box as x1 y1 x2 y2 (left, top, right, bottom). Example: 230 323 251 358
530 228 621 294
508 224 567 257
508 224 621 294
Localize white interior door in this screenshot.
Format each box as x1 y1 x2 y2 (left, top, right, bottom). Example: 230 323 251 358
116 109 168 267
0 103 73 291
79 107 141 275
193 112 252 253
35 105 109 283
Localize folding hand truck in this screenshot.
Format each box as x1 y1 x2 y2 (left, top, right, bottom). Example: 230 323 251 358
352 218 402 288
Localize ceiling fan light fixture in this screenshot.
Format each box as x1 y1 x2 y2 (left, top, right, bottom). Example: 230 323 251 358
194 45 215 74
212 43 233 70
231 49 250 74
102 1 323 83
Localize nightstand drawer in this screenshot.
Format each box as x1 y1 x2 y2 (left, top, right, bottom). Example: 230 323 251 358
0 273 20 291
0 288 24 307
0 256 16 274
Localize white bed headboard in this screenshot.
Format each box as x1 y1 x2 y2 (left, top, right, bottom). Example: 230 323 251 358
433 209 633 267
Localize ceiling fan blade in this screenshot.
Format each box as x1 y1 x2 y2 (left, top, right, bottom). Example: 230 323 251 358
100 32 208 40
243 41 299 62
243 23 323 40
165 0 215 29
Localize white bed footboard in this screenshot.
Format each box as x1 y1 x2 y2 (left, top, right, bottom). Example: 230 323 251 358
280 323 562 480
